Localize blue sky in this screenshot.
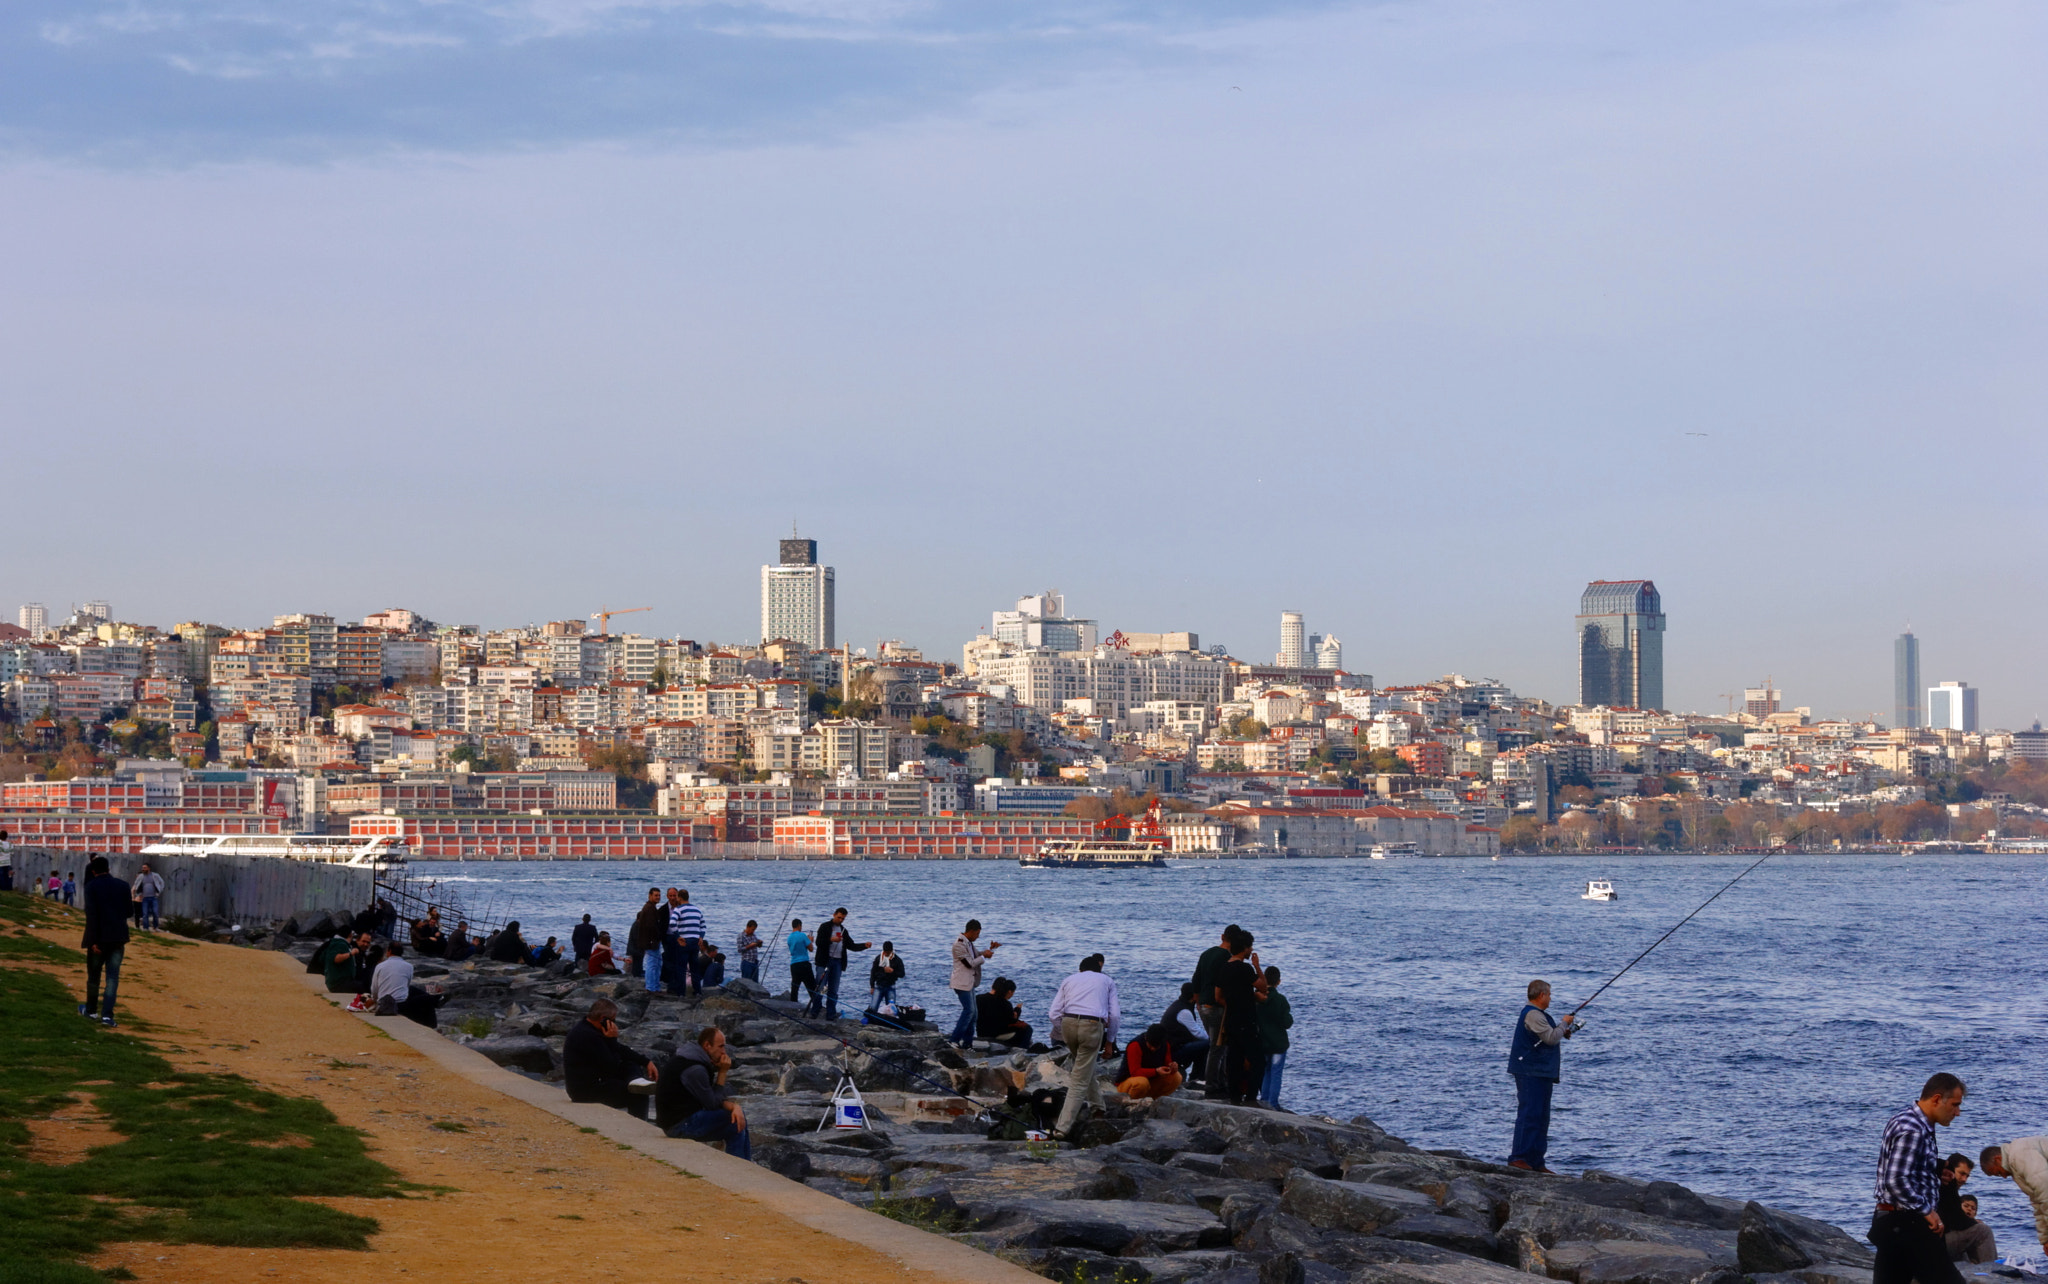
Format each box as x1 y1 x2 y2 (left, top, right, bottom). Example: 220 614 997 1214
3 0 2045 720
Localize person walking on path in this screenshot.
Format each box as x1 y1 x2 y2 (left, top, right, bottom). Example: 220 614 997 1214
1257 965 1293 1109
131 864 165 931
79 855 130 1027
629 887 666 988
867 941 906 1013
950 919 1001 1046
563 998 658 1121
0 828 14 892
668 890 708 995
656 1027 751 1159
1980 1137 2048 1259
571 914 598 963
786 917 820 1008
736 921 763 983
46 870 62 900
1048 954 1121 1138
812 908 870 1020
1507 978 1578 1173
1869 1073 1967 1284
62 873 76 906
1191 927 1238 1099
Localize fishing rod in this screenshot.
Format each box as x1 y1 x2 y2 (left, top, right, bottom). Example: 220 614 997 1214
1569 828 1814 1020
772 861 819 940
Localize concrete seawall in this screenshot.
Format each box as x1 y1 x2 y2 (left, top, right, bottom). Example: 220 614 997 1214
14 846 373 929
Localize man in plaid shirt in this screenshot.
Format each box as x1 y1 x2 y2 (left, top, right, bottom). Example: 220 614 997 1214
1870 1072 1966 1284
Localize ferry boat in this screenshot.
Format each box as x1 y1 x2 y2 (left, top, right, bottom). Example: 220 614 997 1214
1021 805 1171 869
1369 842 1420 860
140 833 409 868
1582 878 1617 901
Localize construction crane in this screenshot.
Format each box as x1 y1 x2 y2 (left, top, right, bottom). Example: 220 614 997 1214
590 607 651 636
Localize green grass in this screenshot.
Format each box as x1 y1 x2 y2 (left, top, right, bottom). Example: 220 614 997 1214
0 949 410 1270
429 1121 467 1133
868 1194 970 1234
453 1015 493 1038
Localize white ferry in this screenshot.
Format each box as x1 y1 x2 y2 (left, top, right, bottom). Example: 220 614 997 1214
141 833 409 868
1582 878 1617 901
1021 805 1171 869
1369 842 1420 860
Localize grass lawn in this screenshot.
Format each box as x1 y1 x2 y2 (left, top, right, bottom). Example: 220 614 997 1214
0 891 411 1280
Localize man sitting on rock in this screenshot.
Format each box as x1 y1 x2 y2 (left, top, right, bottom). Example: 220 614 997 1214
1117 1025 1183 1100
976 977 1034 1049
371 940 441 1028
1980 1138 2048 1261
563 998 657 1121
412 908 446 957
656 1026 750 1159
1938 1153 1995 1263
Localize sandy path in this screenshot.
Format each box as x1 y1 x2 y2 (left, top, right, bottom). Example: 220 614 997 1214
16 912 956 1284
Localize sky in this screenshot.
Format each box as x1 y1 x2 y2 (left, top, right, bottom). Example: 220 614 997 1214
3 0 2044 723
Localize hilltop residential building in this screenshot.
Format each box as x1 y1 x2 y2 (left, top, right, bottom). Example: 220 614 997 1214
18 604 46 640
991 591 1097 652
1577 580 1665 711
760 536 835 649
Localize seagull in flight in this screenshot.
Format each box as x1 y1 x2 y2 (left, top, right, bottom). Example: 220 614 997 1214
1684 432 1710 437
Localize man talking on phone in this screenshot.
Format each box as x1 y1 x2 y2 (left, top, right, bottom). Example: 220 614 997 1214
564 998 658 1120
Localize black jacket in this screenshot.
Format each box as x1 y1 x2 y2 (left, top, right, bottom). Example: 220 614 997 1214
1938 1178 1977 1231
572 923 598 960
563 1019 645 1101
488 931 528 963
628 900 667 956
977 992 1022 1037
654 1042 727 1131
869 953 905 989
814 919 868 969
81 875 132 951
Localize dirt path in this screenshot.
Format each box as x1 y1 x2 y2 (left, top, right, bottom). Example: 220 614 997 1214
17 911 954 1284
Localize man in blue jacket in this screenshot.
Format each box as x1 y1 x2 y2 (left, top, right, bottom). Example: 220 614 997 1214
79 855 131 1027
1507 978 1577 1172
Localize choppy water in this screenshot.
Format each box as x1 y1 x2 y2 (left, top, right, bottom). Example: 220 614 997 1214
404 853 2048 1241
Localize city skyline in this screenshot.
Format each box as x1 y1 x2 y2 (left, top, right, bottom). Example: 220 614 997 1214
4 3 2043 725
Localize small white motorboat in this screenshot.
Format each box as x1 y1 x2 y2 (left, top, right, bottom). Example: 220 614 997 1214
1582 879 1617 902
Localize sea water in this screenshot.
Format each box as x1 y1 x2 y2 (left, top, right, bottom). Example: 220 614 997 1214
404 852 2048 1240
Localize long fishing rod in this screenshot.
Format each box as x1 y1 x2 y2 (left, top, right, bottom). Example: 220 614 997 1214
1569 834 1808 1019
772 861 819 939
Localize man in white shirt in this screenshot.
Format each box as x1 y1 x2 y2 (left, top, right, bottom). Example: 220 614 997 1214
0 829 14 892
371 941 416 1016
1047 954 1121 1138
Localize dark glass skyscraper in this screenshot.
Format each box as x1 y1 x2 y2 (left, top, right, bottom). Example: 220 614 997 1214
1577 580 1665 710
1894 631 1921 729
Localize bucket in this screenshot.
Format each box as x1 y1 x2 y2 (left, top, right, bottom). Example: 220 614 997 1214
833 1099 867 1130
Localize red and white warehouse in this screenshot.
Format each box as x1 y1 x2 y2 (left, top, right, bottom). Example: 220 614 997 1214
349 812 705 860
0 813 282 851
771 812 1096 858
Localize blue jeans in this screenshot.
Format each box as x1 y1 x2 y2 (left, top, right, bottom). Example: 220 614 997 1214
140 896 160 930
86 946 124 1019
1510 1075 1555 1168
666 1108 750 1160
867 984 896 1012
740 958 759 983
951 988 977 1043
1260 1051 1287 1107
678 940 707 994
817 962 844 1018
642 945 663 993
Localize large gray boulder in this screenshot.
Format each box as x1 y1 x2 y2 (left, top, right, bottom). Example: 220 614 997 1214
466 1035 554 1073
1541 1238 1718 1283
1738 1200 1815 1274
1372 1212 1501 1260
977 1197 1230 1256
1278 1171 1440 1234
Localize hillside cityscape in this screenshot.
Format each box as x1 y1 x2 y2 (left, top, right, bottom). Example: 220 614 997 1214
4 538 2043 860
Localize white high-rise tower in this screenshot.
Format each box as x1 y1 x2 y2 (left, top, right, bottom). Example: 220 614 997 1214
760 536 836 649
1277 611 1306 667
17 603 47 639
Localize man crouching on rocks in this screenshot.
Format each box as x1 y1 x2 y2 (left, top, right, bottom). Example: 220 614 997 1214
1507 978 1576 1173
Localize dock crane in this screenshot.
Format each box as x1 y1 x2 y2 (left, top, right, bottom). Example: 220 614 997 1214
590 607 651 636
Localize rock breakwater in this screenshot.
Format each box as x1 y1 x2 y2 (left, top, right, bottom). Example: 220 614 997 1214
285 930 1878 1284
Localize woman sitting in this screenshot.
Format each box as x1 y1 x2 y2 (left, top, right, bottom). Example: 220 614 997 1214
1117 1025 1184 1101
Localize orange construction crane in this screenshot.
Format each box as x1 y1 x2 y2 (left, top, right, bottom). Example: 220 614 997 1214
590 607 651 636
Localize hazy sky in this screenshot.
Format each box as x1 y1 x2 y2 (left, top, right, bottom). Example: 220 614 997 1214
4 0 2043 722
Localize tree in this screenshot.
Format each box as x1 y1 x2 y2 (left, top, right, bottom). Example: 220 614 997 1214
1500 816 1544 852
1232 717 1268 740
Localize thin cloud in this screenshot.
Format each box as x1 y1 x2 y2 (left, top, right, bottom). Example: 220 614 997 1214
1 0 1340 162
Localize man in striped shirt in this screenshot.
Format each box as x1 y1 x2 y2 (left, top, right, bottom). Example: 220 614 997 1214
1870 1072 1966 1284
667 890 708 996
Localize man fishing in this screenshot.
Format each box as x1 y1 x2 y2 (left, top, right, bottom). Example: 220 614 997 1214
1870 1072 1967 1284
1506 978 1577 1173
